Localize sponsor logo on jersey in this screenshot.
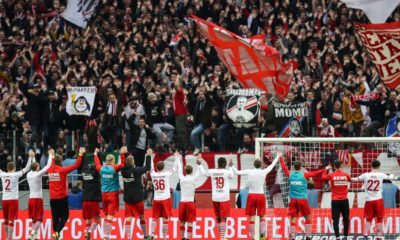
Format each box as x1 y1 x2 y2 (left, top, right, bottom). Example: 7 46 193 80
82 173 93 180
291 181 303 186
102 174 114 179
48 173 61 181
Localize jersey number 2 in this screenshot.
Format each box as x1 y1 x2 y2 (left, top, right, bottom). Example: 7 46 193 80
367 180 380 191
5 179 10 191
154 179 165 190
215 177 225 189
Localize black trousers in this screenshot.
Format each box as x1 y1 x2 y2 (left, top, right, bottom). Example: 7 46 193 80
133 147 146 167
331 199 350 237
43 123 58 150
50 197 69 233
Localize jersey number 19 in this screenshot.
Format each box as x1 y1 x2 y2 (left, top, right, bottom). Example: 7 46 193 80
215 177 225 189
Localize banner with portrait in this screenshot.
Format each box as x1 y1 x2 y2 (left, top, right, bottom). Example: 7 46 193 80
225 89 264 128
272 102 308 137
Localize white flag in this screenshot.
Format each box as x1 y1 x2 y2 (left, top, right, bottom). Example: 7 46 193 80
62 0 99 28
66 87 96 116
341 0 400 23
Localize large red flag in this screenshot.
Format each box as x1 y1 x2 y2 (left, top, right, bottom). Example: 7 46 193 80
354 21 400 89
191 15 297 99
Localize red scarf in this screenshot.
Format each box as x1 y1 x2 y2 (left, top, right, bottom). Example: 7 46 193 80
350 92 381 110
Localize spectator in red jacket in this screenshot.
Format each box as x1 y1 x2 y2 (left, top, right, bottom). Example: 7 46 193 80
173 74 189 150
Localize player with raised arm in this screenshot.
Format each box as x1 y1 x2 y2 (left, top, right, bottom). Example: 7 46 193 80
199 157 233 240
48 147 84 240
351 160 400 240
27 148 53 240
321 160 351 240
230 153 281 240
94 147 127 240
121 150 151 240
280 157 326 240
177 154 203 240
148 151 179 240
81 153 102 240
1 150 33 240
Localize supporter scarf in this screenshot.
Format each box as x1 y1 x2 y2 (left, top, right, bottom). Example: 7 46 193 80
350 92 381 110
191 15 298 99
352 92 381 102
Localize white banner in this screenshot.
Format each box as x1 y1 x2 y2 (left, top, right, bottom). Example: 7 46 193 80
341 0 400 23
66 87 96 116
62 0 99 28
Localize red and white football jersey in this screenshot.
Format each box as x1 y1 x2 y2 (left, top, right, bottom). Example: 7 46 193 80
232 156 280 194
353 171 396 201
27 157 52 199
0 158 32 200
150 156 178 201
202 168 233 202
178 163 203 202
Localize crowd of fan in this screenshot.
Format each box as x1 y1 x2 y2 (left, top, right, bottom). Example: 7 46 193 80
0 0 400 165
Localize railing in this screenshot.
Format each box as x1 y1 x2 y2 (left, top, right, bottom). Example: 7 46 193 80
0 130 248 163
